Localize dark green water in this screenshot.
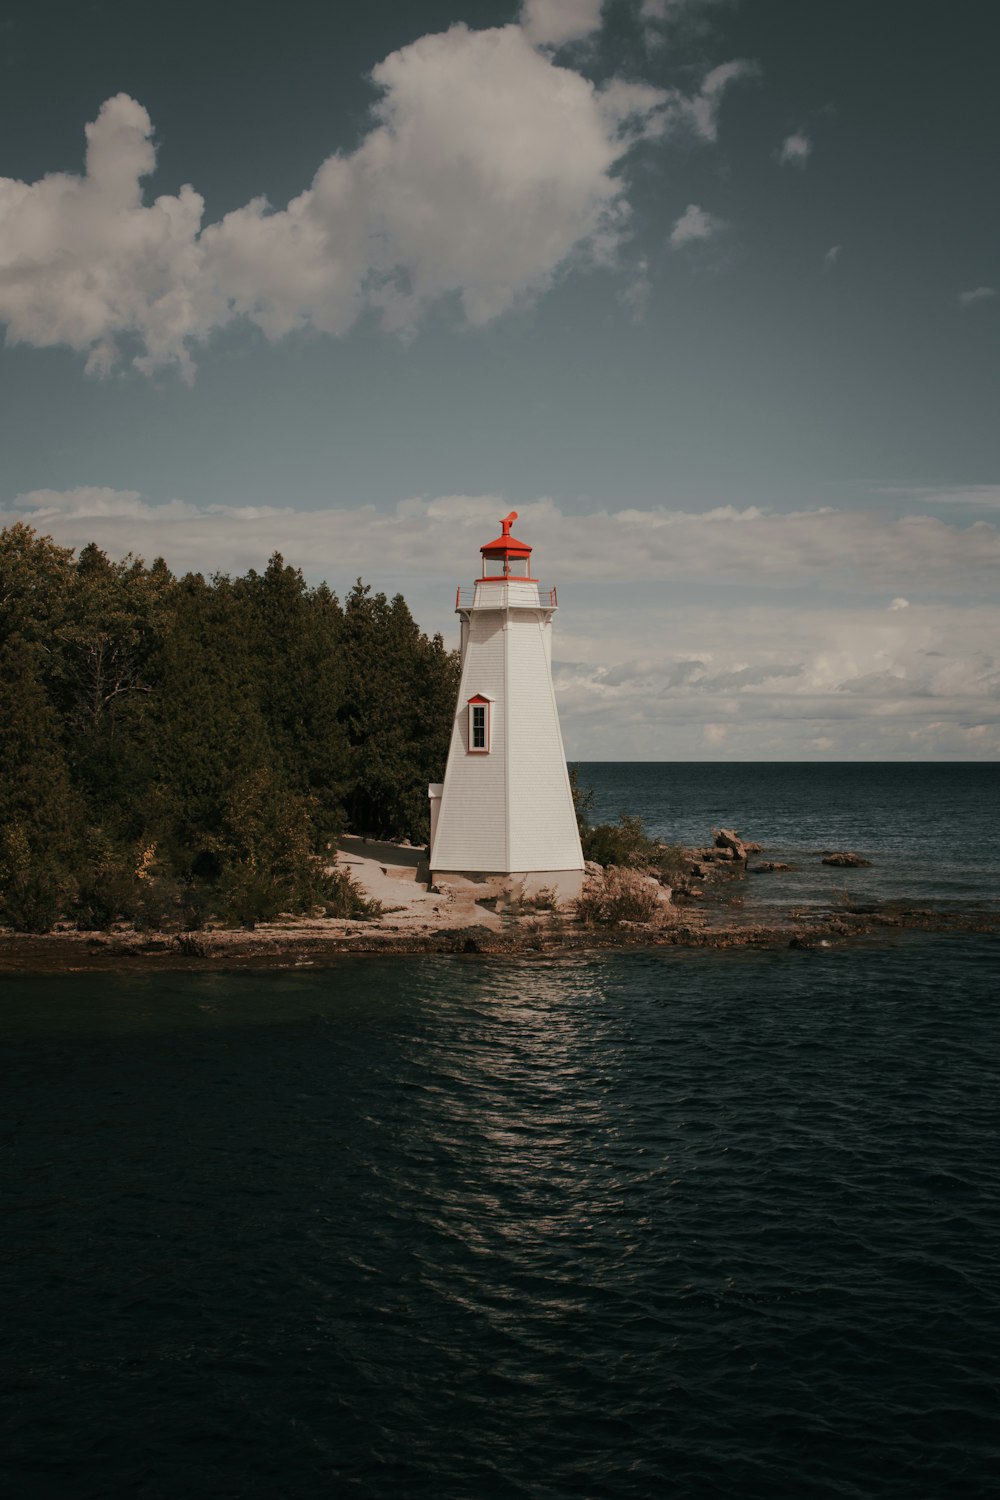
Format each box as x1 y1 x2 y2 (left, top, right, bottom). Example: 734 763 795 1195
3 938 999 1498
575 762 1000 910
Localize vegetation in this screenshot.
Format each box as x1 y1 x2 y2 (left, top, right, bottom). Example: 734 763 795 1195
0 525 457 932
577 867 663 926
570 768 685 880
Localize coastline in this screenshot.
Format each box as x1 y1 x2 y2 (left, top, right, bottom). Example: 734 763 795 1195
2 902 995 975
3 831 996 976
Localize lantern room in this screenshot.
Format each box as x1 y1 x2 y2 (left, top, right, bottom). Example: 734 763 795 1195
480 511 534 580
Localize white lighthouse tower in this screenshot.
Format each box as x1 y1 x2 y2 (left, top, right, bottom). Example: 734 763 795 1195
428 512 584 901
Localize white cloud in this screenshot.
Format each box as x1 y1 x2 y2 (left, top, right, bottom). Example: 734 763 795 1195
619 259 651 321
0 23 678 376
881 484 1000 511
521 0 603 46
667 60 755 143
205 24 648 339
7 488 997 758
0 11 758 379
889 597 910 610
640 1 734 49
669 202 724 247
957 285 996 307
8 488 998 593
823 244 841 268
0 95 209 381
777 131 811 167
552 601 1000 758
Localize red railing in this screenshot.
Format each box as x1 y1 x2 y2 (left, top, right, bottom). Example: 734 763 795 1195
454 584 558 610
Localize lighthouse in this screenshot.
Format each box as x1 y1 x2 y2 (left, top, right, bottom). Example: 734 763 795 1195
428 512 584 901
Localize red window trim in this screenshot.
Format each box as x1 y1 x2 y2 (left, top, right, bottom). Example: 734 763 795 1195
467 695 491 754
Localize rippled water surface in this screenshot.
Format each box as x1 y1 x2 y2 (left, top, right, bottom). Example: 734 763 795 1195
4 937 999 1498
576 761 1000 909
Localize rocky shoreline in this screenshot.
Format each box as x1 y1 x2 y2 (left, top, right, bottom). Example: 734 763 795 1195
1 824 996 974
0 904 996 975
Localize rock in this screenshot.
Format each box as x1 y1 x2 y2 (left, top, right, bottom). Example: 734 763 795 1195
583 860 604 879
715 828 748 860
751 861 793 873
743 842 764 855
821 852 873 868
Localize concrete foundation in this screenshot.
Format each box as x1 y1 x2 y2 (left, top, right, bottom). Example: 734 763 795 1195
430 868 584 906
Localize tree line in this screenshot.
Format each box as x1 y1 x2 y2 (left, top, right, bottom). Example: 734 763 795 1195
0 523 459 932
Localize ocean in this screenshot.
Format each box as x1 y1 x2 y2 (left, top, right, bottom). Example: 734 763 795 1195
2 764 998 1498
576 761 1000 911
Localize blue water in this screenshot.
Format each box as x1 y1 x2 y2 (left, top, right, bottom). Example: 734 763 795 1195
575 762 1000 910
3 766 999 1498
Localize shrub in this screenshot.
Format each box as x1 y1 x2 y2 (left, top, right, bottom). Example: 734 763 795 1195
318 867 382 920
502 882 559 916
577 867 663 926
583 812 683 881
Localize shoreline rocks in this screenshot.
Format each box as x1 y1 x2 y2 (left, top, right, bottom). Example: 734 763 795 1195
2 899 996 974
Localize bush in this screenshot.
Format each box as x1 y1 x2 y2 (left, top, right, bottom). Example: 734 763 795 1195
0 823 76 932
319 867 383 920
583 812 683 881
577 867 663 926
214 858 379 927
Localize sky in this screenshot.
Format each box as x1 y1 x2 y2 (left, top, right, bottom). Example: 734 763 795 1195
1 0 998 760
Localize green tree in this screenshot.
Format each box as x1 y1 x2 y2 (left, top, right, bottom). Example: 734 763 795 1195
146 573 273 874
55 544 175 838
0 637 80 930
340 583 459 840
231 555 352 846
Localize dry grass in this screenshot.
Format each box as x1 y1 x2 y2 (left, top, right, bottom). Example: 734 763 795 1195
577 867 663 926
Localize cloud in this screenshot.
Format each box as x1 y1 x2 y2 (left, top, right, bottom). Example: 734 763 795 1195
0 15 756 379
669 202 724 247
823 244 841 268
618 259 651 321
8 488 998 594
889 597 910 610
553 601 1000 758
881 484 1000 511
777 131 811 167
7 487 997 758
0 23 680 377
0 95 209 380
667 61 755 143
957 286 996 307
639 0 735 49
521 0 604 46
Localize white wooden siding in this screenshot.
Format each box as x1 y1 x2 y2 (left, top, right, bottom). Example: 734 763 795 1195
431 601 583 875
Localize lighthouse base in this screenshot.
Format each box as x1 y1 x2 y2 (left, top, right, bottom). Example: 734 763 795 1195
430 868 585 906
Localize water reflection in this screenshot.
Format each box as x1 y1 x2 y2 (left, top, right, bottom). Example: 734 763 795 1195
4 942 999 1499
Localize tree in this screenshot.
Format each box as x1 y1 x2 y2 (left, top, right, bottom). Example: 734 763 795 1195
0 636 80 930
231 555 352 846
339 583 460 840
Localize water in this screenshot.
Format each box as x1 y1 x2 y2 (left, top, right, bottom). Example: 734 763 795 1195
575 762 1000 910
3 765 1000 1499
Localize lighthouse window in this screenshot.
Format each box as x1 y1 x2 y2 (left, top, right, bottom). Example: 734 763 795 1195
468 699 490 753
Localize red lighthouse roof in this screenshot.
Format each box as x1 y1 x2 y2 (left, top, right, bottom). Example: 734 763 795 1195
481 511 532 562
